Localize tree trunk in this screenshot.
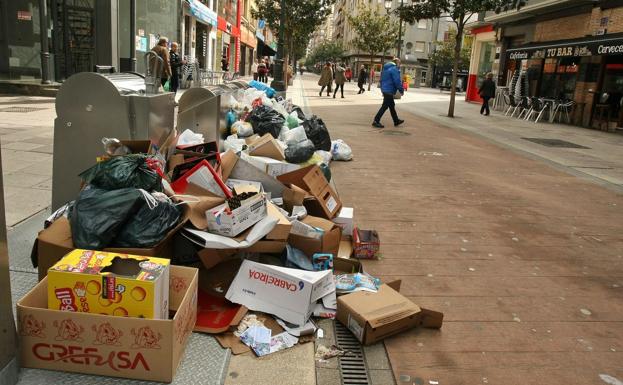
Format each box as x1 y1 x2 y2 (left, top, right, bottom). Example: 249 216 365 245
368 53 374 91
448 23 464 118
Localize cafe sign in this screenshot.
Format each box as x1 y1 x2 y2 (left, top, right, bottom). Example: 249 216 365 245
507 36 623 59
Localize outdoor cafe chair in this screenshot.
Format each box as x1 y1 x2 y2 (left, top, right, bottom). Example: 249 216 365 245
515 97 532 119
525 97 549 123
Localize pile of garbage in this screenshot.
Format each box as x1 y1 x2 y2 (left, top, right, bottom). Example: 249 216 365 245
22 81 442 382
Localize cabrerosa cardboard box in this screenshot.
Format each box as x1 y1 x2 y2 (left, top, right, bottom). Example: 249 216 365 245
17 265 198 383
226 259 335 325
336 283 443 345
48 250 170 320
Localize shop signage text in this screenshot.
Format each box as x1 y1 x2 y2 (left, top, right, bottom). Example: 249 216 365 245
598 44 623 54
508 39 623 60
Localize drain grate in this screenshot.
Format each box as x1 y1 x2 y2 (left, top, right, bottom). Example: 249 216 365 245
0 106 47 113
335 322 371 385
383 130 411 136
522 137 590 149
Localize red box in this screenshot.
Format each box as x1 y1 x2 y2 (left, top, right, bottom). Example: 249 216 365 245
352 228 380 260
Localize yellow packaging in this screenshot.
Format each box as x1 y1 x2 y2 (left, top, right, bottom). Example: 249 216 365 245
47 249 170 320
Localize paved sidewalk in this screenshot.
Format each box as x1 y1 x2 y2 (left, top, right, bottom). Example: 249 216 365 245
297 73 623 384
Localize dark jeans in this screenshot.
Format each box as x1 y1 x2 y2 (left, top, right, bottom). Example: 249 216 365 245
480 96 491 115
258 73 267 83
253 73 258 81
320 84 332 95
170 74 179 93
374 93 399 124
357 82 365 93
333 84 344 97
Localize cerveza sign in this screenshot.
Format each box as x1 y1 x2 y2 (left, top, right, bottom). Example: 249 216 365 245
507 37 623 59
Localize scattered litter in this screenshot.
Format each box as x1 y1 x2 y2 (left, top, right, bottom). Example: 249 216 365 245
580 308 592 316
511 237 519 242
460 247 467 252
399 374 411 382
234 314 266 337
418 151 444 156
599 374 623 385
335 272 381 294
468 267 476 272
429 380 439 385
275 318 317 337
317 328 324 339
315 344 345 360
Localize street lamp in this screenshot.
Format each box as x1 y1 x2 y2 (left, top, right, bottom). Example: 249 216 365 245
270 0 286 93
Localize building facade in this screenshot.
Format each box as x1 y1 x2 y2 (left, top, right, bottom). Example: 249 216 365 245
470 0 623 130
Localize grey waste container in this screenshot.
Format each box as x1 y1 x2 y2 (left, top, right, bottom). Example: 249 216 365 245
52 71 175 210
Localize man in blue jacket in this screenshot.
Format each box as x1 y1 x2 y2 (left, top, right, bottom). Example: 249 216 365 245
372 58 405 128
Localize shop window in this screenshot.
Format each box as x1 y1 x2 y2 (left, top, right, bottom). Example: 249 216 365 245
418 20 427 29
539 57 578 100
415 42 425 52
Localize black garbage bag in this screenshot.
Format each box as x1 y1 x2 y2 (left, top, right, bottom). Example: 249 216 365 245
303 116 332 151
285 139 315 163
71 186 145 249
113 195 182 248
291 105 307 121
247 105 285 139
80 154 162 192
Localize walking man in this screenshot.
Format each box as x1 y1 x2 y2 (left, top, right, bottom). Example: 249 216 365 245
333 62 347 98
478 72 496 116
372 58 404 128
257 59 268 83
150 37 171 88
318 62 333 97
357 65 367 94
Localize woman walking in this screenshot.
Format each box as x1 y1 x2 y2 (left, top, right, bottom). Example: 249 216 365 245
478 72 496 116
318 62 333 96
333 63 347 98
357 65 367 94
257 59 268 83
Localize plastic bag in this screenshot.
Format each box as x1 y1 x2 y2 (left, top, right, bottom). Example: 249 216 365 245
291 105 306 121
331 139 353 161
247 105 285 139
113 193 182 248
177 129 205 146
70 186 145 249
297 152 323 167
315 150 333 165
80 154 163 192
285 139 315 163
335 273 381 294
282 244 314 271
282 125 307 144
232 121 254 137
248 80 276 98
223 134 248 153
286 111 302 129
303 116 332 151
102 138 131 156
163 79 171 92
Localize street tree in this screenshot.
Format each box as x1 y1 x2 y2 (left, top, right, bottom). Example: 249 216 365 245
348 6 399 90
307 40 346 70
254 0 335 80
398 0 525 117
429 29 472 73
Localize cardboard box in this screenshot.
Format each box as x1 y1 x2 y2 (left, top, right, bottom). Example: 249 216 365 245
265 202 292 240
225 259 335 325
206 193 267 237
34 209 188 281
17 265 198 382
336 283 443 345
353 228 381 259
337 238 353 259
247 134 285 161
48 250 170 320
282 185 308 213
332 207 354 236
332 257 362 275
288 216 342 258
277 165 342 219
243 155 299 178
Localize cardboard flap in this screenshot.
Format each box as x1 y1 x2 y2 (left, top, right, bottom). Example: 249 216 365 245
277 165 320 193
220 149 239 181
248 134 285 161
38 217 73 247
185 195 226 230
417 308 444 329
301 215 337 232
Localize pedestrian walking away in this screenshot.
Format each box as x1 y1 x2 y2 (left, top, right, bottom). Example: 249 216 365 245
221 55 229 72
345 66 352 82
257 59 268 83
357 65 367 94
318 62 333 96
251 59 259 81
333 62 347 98
150 37 171 88
372 58 404 128
479 72 496 116
169 42 186 93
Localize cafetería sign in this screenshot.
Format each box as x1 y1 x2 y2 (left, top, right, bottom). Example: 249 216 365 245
507 35 623 60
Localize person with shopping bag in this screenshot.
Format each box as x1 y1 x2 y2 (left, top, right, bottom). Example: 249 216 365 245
372 58 404 128
318 62 333 97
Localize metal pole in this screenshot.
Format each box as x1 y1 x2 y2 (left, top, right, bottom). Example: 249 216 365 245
39 0 51 84
270 0 286 92
397 17 403 59
130 0 136 71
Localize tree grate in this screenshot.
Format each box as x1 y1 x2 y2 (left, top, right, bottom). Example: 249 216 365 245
521 137 590 149
334 321 371 385
0 106 48 113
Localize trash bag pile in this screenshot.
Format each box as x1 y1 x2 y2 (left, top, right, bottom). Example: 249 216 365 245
30 81 442 382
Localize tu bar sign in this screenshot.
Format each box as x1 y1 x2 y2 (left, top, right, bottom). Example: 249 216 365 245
546 46 574 58
17 10 32 21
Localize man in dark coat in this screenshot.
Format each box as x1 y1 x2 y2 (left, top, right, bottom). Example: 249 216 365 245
169 42 186 93
478 72 496 116
357 65 367 94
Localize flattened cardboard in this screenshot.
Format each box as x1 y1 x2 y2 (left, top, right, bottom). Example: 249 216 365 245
214 314 284 355
277 165 341 219
17 266 198 383
224 150 287 198
337 238 353 260
36 205 190 280
194 288 247 334
336 283 443 345
265 202 291 240
288 215 342 258
197 240 287 271
282 185 308 213
247 134 285 161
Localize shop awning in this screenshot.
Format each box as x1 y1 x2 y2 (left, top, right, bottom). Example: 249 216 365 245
186 0 217 27
506 33 623 60
257 40 276 56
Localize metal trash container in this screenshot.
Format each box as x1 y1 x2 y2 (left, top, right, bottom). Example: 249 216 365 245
177 85 227 145
52 70 175 210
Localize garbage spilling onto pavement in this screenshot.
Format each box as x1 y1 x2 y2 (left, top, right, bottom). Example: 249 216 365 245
17 80 443 383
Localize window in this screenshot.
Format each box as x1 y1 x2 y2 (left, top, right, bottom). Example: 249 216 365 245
418 19 427 29
415 41 425 52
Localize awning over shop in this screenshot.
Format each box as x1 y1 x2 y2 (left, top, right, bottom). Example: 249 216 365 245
185 0 217 27
257 39 276 56
506 33 623 60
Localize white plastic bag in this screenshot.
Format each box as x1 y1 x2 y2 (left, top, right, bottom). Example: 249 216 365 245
331 139 353 161
223 134 248 153
177 129 204 146
315 150 333 165
232 121 254 137
282 126 307 144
